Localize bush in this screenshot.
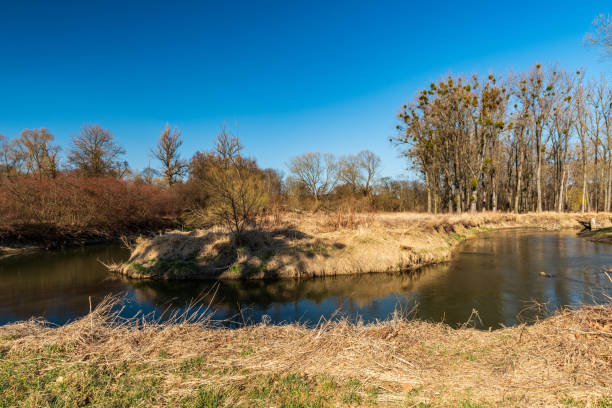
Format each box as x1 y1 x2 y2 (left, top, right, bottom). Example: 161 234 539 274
0 175 179 238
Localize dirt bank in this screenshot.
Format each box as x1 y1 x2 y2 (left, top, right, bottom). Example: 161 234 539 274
1 299 610 407
112 212 612 280
0 219 177 259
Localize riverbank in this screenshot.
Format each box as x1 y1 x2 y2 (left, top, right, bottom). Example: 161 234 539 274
0 219 177 259
113 212 612 280
580 227 612 244
1 299 610 407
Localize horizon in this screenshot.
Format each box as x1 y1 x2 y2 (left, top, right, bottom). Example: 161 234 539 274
1 1 610 179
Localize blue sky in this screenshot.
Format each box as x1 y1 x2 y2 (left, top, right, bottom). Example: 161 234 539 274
0 1 610 178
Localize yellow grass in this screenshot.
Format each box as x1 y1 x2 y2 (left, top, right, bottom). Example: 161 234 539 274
114 211 612 280
1 298 611 407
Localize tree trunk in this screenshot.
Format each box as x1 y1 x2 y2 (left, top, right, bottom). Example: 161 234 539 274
606 163 612 212
470 187 477 213
514 160 522 213
425 172 432 213
581 158 587 214
536 145 543 212
492 190 497 212
557 169 565 213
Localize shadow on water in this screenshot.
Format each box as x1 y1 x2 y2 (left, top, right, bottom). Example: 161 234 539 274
0 229 611 328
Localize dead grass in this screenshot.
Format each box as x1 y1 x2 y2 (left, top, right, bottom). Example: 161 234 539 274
113 212 612 280
1 298 610 407
114 211 612 280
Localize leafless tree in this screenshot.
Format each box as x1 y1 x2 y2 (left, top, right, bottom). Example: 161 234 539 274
0 134 10 177
13 128 60 178
339 150 381 196
151 123 187 185
203 126 267 241
288 152 338 201
68 124 126 177
586 14 612 57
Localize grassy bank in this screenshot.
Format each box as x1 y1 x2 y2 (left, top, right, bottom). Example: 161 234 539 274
114 212 612 280
580 227 612 244
1 299 610 407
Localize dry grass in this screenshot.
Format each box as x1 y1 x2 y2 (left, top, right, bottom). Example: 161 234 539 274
1 298 611 407
114 211 612 280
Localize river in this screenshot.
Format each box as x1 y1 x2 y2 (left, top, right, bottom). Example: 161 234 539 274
1 229 611 328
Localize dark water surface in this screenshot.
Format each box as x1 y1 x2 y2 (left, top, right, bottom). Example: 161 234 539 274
1 230 611 328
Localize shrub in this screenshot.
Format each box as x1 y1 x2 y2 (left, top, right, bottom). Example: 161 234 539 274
0 175 179 237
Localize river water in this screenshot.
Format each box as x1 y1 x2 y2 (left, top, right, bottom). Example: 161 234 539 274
1 230 611 328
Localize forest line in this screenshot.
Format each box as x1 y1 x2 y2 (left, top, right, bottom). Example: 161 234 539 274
395 65 611 214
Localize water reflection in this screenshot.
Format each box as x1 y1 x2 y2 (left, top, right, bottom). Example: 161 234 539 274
0 230 611 328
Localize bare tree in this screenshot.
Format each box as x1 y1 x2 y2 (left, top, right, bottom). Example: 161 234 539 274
68 124 126 177
14 128 60 178
0 134 10 177
203 126 268 241
574 76 591 213
595 75 612 212
288 152 338 201
339 150 381 196
151 123 187 185
586 14 612 57
140 162 160 184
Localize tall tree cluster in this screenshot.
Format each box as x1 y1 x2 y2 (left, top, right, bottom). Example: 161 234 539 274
395 65 612 213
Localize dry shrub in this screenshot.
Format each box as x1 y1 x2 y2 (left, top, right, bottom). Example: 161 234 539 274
0 175 178 239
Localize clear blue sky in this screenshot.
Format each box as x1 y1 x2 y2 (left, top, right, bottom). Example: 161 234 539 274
0 1 610 178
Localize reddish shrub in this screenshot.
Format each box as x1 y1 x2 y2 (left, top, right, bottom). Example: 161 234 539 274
0 175 179 238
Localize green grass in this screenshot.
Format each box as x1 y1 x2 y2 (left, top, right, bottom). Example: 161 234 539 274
593 227 612 236
294 245 330 254
0 344 373 408
130 257 198 276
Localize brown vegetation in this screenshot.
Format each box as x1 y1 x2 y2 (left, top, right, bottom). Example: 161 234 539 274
114 211 612 280
0 175 178 250
1 298 610 407
394 65 612 214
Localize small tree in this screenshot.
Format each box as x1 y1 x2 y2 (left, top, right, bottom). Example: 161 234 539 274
204 126 267 241
140 163 160 184
151 124 187 186
68 124 125 177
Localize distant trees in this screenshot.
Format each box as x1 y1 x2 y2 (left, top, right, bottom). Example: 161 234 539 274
339 150 381 196
0 130 60 178
13 128 60 178
396 73 507 213
288 152 339 201
586 14 612 57
0 134 9 178
151 124 187 186
68 124 126 177
0 134 17 178
395 64 612 213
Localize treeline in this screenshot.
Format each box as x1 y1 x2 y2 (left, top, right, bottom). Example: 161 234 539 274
0 122 425 242
0 125 180 242
395 65 612 214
